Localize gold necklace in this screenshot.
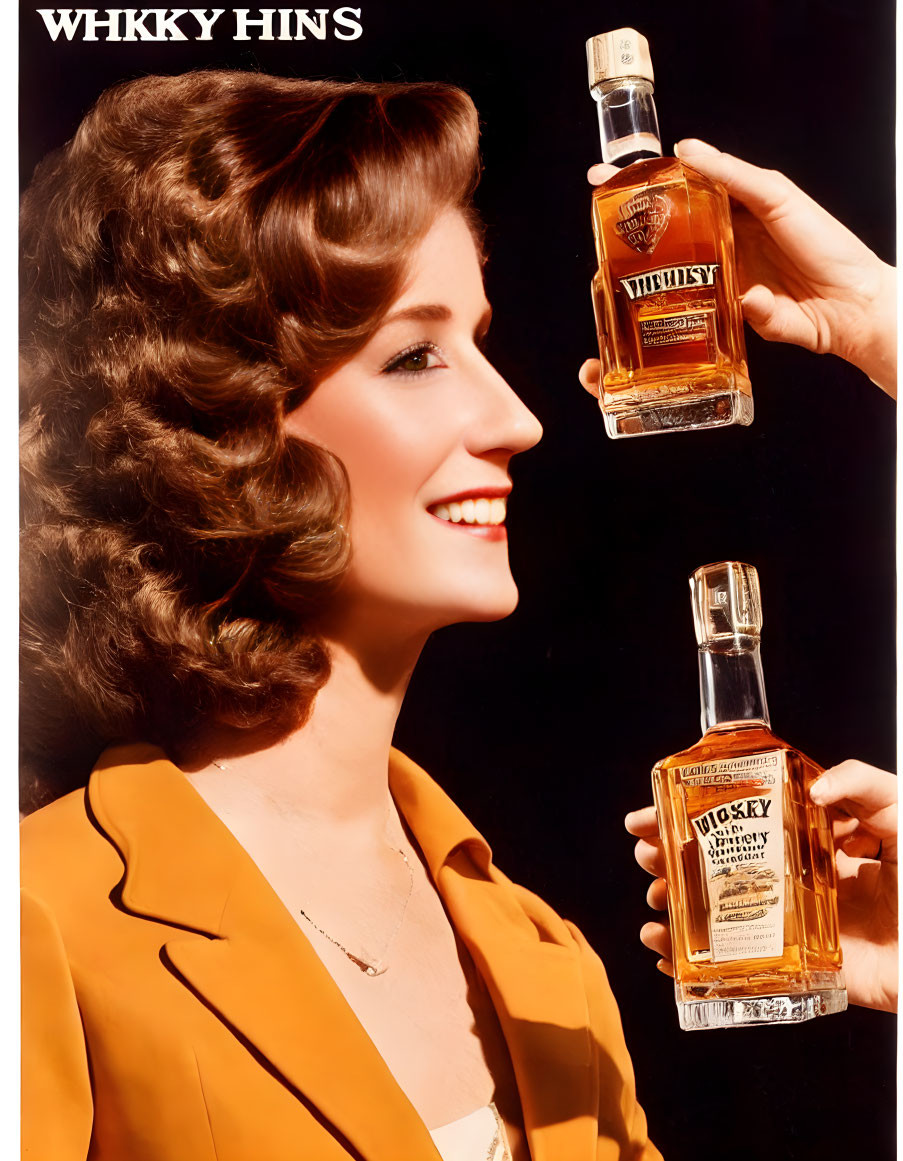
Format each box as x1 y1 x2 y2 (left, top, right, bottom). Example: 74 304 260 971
298 844 415 976
210 758 413 976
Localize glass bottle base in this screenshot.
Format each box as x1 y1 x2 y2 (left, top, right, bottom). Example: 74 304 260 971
677 986 848 1030
601 376 753 438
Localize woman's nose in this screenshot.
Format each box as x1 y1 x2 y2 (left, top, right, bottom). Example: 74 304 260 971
467 357 543 457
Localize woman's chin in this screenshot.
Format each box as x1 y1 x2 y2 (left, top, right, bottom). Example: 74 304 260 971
436 582 521 627
322 580 521 643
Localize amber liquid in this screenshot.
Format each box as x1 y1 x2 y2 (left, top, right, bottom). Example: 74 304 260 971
652 722 845 1028
591 157 752 437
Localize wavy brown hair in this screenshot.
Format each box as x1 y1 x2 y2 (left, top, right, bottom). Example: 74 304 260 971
20 70 481 811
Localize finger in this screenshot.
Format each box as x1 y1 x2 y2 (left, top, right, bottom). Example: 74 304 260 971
674 138 798 220
639 920 671 960
587 162 619 186
739 284 777 328
655 958 675 978
831 815 860 843
645 877 668 910
634 838 665 878
810 761 898 838
839 831 884 860
740 284 818 350
673 138 720 158
624 805 659 837
834 847 891 885
578 358 601 396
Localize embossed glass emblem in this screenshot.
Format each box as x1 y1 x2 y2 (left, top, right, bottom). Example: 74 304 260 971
614 190 671 254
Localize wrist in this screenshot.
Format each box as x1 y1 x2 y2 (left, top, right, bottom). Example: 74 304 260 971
839 260 897 398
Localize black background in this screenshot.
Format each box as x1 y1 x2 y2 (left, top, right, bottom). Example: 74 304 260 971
20 2 896 1158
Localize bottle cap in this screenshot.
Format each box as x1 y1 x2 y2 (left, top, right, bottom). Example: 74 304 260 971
586 28 654 90
690 561 763 650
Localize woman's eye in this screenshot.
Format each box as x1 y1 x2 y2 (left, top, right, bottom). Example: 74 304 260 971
382 343 445 376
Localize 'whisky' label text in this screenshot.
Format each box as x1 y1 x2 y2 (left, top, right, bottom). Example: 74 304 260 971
694 797 772 837
680 749 786 962
619 263 720 302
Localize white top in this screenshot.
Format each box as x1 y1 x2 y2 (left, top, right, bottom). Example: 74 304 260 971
428 1103 513 1161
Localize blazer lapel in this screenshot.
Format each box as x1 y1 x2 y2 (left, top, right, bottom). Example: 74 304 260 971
389 752 600 1161
436 855 600 1161
90 744 601 1161
89 745 441 1161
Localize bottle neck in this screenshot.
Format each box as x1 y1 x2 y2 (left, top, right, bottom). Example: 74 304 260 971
591 77 663 167
698 645 771 733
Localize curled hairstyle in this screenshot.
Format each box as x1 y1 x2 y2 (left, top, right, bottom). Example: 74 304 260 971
20 70 481 810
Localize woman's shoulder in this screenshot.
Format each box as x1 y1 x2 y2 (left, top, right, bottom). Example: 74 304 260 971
22 782 93 849
20 780 122 905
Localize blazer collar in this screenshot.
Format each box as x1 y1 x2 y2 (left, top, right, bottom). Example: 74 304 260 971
385 747 493 877
389 753 599 1159
89 744 598 1161
88 744 489 937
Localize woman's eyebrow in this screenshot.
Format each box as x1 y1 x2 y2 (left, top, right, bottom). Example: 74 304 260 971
381 303 493 336
382 303 453 325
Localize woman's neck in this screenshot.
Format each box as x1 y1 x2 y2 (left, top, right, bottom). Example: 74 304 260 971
184 632 423 835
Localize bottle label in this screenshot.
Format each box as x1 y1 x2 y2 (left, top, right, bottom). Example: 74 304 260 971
614 191 671 254
619 263 720 301
682 750 785 962
639 309 714 347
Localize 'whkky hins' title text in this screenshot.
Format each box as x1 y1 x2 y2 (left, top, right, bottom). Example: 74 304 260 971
37 9 364 41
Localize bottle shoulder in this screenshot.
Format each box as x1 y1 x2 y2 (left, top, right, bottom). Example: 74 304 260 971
654 723 821 773
592 155 726 201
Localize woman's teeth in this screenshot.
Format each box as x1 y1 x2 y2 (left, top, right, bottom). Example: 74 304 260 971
431 497 507 525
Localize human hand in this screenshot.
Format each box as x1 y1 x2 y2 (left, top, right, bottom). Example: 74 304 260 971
809 760 898 1012
579 141 897 399
625 759 898 1012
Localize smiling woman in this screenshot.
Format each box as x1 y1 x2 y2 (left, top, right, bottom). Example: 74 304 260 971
20 71 660 1161
19 71 481 807
286 211 542 635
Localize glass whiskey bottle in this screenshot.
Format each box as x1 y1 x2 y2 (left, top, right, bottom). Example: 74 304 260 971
652 562 846 1030
586 29 753 438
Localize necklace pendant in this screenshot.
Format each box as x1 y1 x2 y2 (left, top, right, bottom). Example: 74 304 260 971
346 950 387 977
298 832 414 978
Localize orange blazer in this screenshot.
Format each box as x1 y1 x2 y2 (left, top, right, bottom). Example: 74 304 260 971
21 744 661 1161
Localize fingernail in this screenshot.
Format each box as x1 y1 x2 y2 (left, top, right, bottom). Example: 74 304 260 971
672 142 681 158
809 778 828 804
675 137 716 156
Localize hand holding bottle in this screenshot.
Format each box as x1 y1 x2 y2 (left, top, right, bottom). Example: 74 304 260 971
626 758 899 1013
810 760 898 1012
581 141 897 398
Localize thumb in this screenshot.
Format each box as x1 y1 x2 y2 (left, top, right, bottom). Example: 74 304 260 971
587 161 620 186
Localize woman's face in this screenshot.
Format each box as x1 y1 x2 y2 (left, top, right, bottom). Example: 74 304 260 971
286 211 542 642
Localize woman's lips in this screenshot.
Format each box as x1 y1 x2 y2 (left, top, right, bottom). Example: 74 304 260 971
431 496 506 526
427 493 509 540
